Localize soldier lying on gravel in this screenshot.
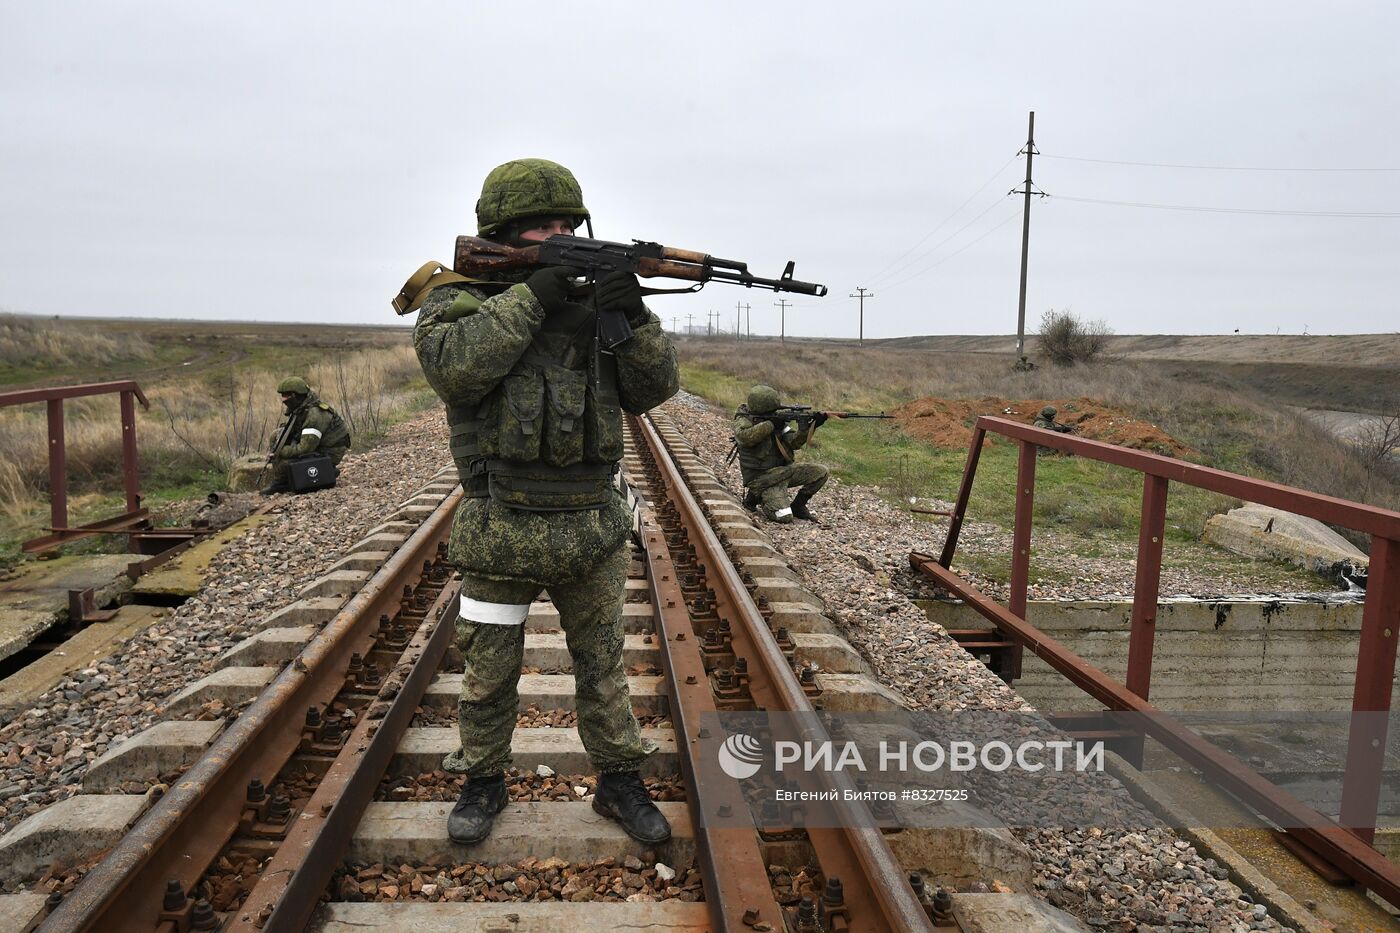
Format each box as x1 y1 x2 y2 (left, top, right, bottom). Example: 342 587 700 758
259 377 352 495
406 158 679 847
731 384 829 523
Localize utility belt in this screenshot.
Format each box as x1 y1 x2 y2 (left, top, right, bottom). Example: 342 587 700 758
462 457 619 511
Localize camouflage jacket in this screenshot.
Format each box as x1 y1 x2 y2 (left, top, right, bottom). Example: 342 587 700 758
731 408 813 485
273 393 351 459
414 279 678 584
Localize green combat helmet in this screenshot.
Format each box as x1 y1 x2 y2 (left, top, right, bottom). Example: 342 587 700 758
747 385 781 415
1040 405 1057 419
278 376 310 395
475 159 590 236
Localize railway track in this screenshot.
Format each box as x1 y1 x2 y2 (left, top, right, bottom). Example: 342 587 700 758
7 415 1004 932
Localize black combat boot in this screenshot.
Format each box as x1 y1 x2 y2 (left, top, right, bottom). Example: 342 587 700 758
790 492 817 521
447 772 508 845
742 489 760 511
259 480 290 496
592 771 672 844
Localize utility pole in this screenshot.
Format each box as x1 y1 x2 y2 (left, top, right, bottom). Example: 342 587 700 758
849 288 874 346
1011 110 1046 368
774 298 790 345
670 316 678 335
709 310 721 336
686 312 695 336
740 302 752 340
735 302 743 341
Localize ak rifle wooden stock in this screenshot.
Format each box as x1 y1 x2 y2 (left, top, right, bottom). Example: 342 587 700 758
454 234 829 297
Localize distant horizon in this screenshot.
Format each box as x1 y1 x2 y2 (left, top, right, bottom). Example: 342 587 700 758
3 308 1393 341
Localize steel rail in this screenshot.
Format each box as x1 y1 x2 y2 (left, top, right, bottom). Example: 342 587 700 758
42 488 463 932
232 580 462 932
630 428 784 932
637 414 935 933
909 552 1400 907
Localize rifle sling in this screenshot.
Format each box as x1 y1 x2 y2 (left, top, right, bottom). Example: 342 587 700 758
393 261 485 316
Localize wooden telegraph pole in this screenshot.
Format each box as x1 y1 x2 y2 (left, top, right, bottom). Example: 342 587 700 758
1011 111 1046 368
774 298 790 345
849 288 874 347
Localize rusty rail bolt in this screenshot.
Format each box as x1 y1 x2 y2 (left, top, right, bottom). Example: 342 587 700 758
321 719 343 744
360 663 381 687
794 896 821 932
162 879 186 912
266 794 292 824
304 706 322 729
402 585 413 600
932 887 955 925
347 653 364 675
190 898 218 931
246 778 266 804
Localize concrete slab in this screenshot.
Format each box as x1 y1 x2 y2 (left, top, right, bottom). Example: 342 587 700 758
0 793 146 886
521 633 658 671
816 674 904 712
83 720 222 792
163 666 278 717
525 602 653 634
886 807 1033 893
952 893 1088 932
298 569 372 600
0 604 170 708
0 892 47 932
391 505 436 522
1204 503 1368 577
363 521 416 538
326 551 392 574
132 514 275 599
258 596 345 631
0 554 140 663
349 801 693 868
792 633 867 673
218 626 317 668
352 533 409 554
425 674 668 716
392 727 676 778
765 602 839 635
312 901 710 932
751 578 824 610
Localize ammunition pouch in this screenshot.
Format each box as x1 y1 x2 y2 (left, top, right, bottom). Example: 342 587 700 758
484 459 618 511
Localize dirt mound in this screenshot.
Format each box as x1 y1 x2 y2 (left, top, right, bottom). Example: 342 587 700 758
893 396 1192 456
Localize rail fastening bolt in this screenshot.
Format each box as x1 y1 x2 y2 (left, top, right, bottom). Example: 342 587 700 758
162 879 187 911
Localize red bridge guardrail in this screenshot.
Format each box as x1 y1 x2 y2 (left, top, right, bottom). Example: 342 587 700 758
911 415 1400 905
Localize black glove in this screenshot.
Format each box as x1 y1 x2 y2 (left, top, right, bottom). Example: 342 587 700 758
526 265 581 315
814 411 829 427
594 270 648 325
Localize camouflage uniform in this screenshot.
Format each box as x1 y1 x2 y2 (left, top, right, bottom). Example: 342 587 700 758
268 382 351 485
732 385 828 523
1032 405 1072 456
413 163 678 778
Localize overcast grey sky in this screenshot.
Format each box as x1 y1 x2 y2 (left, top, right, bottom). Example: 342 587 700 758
2 1 1397 339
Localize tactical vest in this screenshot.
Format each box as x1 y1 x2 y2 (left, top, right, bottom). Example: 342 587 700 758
446 289 625 511
734 408 791 484
315 402 353 452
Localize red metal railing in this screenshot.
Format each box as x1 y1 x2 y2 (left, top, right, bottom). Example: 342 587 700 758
911 415 1400 904
0 381 150 552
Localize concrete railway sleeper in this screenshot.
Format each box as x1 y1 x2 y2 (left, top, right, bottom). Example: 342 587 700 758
0 425 1073 932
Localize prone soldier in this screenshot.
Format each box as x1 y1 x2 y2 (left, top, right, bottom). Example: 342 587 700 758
1032 405 1074 434
259 377 351 495
732 385 830 523
407 158 679 846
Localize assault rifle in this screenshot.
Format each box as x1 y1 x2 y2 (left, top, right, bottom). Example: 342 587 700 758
750 404 895 423
255 416 300 490
458 234 828 348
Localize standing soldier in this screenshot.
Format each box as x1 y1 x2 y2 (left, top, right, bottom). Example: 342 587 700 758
260 377 352 495
408 159 679 846
732 384 829 523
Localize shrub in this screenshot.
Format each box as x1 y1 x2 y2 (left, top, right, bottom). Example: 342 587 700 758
1037 310 1112 367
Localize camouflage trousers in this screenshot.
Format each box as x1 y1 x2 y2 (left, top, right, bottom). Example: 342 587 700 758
748 462 829 523
443 542 656 778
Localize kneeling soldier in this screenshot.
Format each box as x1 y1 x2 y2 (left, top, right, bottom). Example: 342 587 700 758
732 384 829 523
260 377 351 495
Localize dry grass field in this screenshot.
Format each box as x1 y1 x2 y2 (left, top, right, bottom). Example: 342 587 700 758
0 314 428 566
676 335 1400 564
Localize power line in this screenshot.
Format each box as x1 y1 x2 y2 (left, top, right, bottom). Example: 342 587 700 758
1050 194 1400 218
1040 153 1400 173
866 197 1011 288
864 153 1021 285
879 210 1022 291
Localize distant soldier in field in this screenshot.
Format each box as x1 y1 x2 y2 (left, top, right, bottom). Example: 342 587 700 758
259 377 352 495
732 384 829 523
1031 404 1074 457
406 158 679 848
